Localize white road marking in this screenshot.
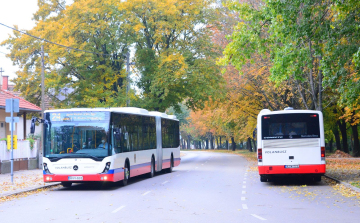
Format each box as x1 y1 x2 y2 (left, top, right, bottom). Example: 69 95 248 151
176 174 181 177
242 204 248 210
112 205 126 213
243 181 246 184
142 191 151 196
242 191 246 194
251 214 267 220
195 167 199 169
162 181 169 185
242 185 246 189
241 197 245 201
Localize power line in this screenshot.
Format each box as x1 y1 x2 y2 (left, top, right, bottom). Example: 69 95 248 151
0 22 111 57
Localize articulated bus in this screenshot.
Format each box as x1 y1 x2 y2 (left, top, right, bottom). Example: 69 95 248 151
257 108 325 182
37 107 180 187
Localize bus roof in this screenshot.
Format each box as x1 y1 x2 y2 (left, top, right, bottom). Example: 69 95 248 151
44 107 179 120
259 109 322 116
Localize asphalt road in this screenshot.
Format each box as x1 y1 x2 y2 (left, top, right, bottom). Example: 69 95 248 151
0 151 359 223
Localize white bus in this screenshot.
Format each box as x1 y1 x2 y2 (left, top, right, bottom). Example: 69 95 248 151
36 107 180 187
257 108 325 182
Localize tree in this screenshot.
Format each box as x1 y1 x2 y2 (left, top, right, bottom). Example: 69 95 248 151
120 0 225 112
2 0 130 108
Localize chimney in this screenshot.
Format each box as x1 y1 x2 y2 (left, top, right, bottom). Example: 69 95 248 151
2 76 8 91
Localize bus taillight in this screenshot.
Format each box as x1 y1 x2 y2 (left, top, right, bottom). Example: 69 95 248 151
321 147 325 158
258 148 262 160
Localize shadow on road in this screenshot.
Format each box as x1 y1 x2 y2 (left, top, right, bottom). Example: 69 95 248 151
264 176 328 187
54 170 174 191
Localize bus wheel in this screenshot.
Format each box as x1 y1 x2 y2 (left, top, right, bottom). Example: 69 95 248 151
260 175 267 182
167 156 174 173
122 166 130 186
61 182 72 188
148 157 155 178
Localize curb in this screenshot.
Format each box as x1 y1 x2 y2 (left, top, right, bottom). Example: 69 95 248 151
0 182 61 199
324 174 360 193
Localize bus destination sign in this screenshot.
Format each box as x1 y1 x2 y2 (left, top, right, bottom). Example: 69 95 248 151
50 112 109 122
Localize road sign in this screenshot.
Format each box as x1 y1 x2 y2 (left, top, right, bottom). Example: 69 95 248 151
5 99 19 113
5 117 19 123
7 135 17 150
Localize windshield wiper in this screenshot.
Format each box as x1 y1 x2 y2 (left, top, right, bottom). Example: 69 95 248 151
75 153 101 160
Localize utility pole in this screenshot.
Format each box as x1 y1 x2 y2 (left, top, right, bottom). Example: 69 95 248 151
40 45 45 168
126 51 130 107
0 67 4 76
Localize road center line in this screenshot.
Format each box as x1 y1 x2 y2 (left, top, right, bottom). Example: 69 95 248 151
112 205 126 213
242 185 246 189
242 191 246 194
242 204 248 210
241 197 245 201
162 181 169 185
142 191 151 196
251 214 267 220
243 181 246 184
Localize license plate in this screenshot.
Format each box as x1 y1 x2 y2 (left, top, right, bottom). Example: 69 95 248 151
285 165 299 168
68 176 83 180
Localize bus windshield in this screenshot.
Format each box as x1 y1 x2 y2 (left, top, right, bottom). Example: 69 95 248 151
261 113 320 140
44 112 110 161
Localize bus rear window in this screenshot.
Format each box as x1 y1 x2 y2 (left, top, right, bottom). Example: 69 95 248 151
261 113 320 139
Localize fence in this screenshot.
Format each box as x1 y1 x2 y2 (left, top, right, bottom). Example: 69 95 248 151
0 140 38 161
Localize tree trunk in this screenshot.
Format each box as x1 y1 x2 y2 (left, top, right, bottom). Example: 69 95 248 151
247 137 252 152
231 137 236 151
351 124 359 157
219 136 222 149
251 138 257 152
210 134 214 150
333 126 341 151
338 120 349 153
216 137 219 150
226 139 229 150
187 135 191 150
205 139 209 150
329 138 333 153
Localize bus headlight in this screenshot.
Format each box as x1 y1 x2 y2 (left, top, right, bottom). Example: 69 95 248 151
102 162 111 173
43 163 52 174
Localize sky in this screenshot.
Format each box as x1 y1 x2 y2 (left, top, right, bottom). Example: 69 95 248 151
0 0 39 83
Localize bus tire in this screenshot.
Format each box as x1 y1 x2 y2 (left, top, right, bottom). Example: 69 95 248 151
260 175 267 182
61 182 72 187
167 155 174 173
148 157 155 178
122 163 130 186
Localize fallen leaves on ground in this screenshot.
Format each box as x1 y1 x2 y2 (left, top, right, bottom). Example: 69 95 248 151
326 158 360 188
0 173 44 196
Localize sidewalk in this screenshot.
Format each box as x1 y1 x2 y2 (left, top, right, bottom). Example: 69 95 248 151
0 169 59 199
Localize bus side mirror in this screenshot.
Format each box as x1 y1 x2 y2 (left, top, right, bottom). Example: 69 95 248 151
30 117 37 134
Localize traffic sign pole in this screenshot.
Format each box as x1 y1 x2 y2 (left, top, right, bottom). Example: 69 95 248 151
6 98 20 184
11 99 13 183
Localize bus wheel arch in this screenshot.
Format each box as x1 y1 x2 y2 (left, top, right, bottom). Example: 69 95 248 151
123 159 130 186
167 153 174 173
148 155 155 178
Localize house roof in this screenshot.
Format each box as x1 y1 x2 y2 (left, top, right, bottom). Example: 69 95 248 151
0 90 41 112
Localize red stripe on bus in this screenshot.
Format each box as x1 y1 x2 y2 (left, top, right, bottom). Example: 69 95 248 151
258 164 326 175
43 173 122 182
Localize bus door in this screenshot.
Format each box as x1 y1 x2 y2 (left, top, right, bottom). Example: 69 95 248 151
155 116 163 171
